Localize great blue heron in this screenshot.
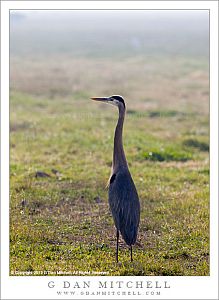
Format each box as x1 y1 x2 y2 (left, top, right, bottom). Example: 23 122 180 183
91 95 140 262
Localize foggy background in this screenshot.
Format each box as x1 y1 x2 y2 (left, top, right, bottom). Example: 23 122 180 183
10 10 209 99
10 10 209 58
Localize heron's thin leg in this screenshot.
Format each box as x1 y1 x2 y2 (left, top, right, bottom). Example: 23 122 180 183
116 230 119 263
130 245 133 262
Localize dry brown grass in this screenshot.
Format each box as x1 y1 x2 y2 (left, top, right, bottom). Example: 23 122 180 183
10 55 209 115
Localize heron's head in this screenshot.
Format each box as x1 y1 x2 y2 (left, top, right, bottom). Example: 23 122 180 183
91 95 126 109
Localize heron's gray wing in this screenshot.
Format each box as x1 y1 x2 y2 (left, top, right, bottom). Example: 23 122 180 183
108 169 140 245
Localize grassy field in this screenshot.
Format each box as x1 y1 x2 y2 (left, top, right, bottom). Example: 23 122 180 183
10 11 209 276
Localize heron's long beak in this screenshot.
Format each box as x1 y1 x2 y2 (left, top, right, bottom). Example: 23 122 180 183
91 97 111 102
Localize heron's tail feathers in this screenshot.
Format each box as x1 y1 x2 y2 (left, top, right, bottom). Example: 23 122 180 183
120 224 138 246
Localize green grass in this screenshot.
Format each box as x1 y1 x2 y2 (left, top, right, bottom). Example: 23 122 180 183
182 138 209 152
10 54 209 276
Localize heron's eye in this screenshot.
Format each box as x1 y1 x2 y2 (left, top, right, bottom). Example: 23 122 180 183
111 96 125 108
110 174 116 184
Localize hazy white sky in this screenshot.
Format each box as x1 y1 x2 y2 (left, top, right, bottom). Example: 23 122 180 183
10 9 209 58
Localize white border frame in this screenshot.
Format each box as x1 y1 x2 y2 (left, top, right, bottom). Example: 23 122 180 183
1 1 218 299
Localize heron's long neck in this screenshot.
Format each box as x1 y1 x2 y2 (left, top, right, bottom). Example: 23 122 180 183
113 105 128 172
